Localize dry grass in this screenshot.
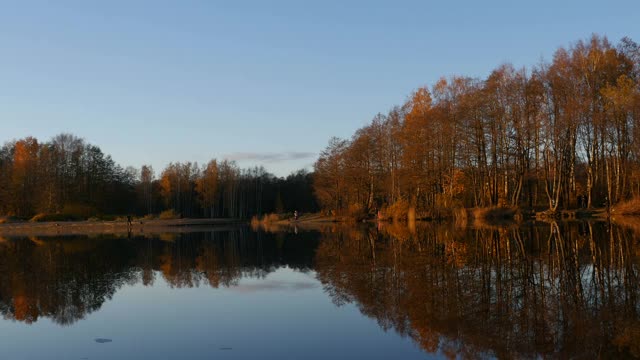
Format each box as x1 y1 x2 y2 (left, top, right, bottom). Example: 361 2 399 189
250 213 283 231
263 213 281 223
0 218 242 237
611 198 640 233
158 209 180 220
612 197 640 216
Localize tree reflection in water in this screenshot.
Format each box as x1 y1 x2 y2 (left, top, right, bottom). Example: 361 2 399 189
315 221 640 359
0 229 317 326
1 222 640 358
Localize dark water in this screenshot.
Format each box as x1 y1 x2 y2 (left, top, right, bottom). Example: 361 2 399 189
1 221 640 359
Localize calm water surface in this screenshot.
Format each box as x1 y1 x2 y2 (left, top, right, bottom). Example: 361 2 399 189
1 221 640 359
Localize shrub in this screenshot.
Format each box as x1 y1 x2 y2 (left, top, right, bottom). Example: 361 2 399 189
251 213 287 232
263 213 281 223
381 199 410 222
347 203 367 221
613 197 640 216
159 209 181 220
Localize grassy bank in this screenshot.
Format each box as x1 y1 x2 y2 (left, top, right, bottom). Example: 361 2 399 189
0 218 243 237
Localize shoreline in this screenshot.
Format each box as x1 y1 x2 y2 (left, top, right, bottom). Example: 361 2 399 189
0 218 245 237
0 207 622 237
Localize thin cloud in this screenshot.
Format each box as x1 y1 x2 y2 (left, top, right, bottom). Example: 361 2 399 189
225 151 316 163
229 280 319 293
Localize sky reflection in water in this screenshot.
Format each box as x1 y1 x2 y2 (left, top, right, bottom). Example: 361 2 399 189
1 222 639 359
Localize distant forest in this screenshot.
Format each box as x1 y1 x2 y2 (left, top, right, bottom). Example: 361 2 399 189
2 35 639 221
313 35 640 217
0 133 317 219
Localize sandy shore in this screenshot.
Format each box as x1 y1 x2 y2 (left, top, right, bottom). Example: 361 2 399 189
0 218 245 236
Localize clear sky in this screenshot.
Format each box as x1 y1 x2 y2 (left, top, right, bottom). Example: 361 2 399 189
1 0 638 176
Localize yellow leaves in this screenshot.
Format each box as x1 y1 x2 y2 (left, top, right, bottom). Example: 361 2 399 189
601 74 638 111
195 160 218 208
159 171 173 199
406 87 433 124
12 137 39 167
443 169 466 197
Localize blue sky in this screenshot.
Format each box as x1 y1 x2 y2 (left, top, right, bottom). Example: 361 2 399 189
1 0 638 176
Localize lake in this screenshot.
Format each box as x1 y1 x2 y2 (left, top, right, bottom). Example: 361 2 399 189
1 221 639 359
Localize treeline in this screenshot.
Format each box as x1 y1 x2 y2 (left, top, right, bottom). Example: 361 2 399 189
313 35 640 217
0 133 317 219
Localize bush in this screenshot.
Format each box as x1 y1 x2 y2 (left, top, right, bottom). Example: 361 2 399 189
347 203 368 221
251 213 287 232
262 213 281 223
159 209 180 220
613 197 640 216
380 199 410 222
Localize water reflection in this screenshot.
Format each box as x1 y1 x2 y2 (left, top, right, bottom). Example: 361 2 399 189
0 229 317 325
1 222 640 358
316 221 640 358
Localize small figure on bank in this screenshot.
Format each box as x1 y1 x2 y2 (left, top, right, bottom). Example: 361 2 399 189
577 195 583 209
294 210 299 221
127 215 132 228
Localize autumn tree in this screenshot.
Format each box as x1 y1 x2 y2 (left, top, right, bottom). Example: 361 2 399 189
314 137 349 214
196 160 218 218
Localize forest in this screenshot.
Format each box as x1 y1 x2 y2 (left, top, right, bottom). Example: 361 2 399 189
313 35 640 219
0 133 317 220
2 34 639 222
